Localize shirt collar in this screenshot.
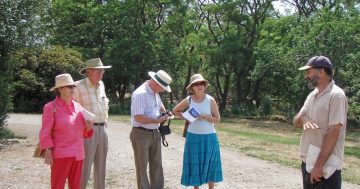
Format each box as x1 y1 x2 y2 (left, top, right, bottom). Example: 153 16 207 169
85 77 100 88
314 79 335 96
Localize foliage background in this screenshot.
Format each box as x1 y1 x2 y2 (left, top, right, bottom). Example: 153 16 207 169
1 0 360 128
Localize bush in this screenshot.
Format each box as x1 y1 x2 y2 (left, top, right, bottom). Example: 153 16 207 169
109 102 130 115
0 127 15 139
260 96 272 117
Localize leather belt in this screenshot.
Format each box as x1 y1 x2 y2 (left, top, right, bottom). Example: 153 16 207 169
134 126 158 133
94 122 105 126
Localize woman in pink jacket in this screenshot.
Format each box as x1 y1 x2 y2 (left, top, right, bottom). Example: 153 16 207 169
40 73 93 189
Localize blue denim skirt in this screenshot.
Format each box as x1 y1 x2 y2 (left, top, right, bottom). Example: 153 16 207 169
181 132 223 186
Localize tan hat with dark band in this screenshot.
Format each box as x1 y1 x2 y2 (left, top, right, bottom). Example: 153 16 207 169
80 58 112 75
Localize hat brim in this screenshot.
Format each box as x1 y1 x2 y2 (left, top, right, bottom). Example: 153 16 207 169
186 79 209 92
148 71 171 92
50 83 76 91
80 66 112 75
298 65 311 71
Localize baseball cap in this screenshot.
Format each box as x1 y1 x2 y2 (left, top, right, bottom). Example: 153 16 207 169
298 56 333 70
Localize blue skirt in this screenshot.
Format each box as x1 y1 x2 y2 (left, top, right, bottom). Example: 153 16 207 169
181 132 223 186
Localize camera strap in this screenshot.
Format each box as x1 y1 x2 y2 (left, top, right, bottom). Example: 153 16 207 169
159 119 171 147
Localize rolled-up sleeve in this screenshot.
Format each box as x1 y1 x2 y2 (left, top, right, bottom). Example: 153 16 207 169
39 102 55 150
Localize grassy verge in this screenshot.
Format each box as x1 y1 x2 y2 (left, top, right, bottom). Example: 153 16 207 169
0 127 15 139
146 116 360 185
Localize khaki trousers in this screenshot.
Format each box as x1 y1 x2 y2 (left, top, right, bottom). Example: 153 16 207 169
81 126 108 189
130 127 164 189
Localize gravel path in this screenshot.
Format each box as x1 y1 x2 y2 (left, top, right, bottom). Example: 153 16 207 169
1 114 359 189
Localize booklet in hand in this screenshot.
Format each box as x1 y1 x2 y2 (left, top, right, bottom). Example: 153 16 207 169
81 108 95 121
182 107 200 123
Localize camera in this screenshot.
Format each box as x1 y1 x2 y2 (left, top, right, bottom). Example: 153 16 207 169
159 110 174 119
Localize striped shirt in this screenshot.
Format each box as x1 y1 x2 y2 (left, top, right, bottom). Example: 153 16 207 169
131 81 163 129
75 77 109 123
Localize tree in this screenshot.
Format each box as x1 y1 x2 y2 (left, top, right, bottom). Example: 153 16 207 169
0 0 48 127
10 46 84 112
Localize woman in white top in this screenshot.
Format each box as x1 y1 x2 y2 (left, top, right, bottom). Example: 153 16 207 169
173 74 223 189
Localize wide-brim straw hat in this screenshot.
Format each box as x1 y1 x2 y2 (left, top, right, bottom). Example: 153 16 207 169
186 74 209 92
148 70 172 92
50 73 76 91
80 58 112 75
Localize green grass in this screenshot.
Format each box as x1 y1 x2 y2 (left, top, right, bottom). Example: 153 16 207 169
218 127 300 145
345 146 360 158
160 116 360 185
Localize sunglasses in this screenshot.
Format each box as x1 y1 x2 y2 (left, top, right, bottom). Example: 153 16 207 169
193 82 205 86
64 85 76 89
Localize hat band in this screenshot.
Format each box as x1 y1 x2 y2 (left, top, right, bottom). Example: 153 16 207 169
154 74 168 87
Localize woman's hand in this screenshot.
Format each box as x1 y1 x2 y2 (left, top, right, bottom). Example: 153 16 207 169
44 149 53 166
198 114 211 122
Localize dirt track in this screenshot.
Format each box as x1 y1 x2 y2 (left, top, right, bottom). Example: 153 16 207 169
1 114 359 189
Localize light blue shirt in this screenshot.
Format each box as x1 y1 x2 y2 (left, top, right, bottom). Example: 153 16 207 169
187 94 216 134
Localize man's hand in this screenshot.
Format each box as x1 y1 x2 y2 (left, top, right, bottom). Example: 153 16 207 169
310 165 324 183
303 122 319 130
301 115 319 130
158 114 169 123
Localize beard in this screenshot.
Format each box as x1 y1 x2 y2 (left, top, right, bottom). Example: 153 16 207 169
306 78 317 89
306 75 319 90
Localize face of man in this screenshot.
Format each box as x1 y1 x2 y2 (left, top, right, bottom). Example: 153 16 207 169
305 68 321 89
149 79 165 93
87 68 105 84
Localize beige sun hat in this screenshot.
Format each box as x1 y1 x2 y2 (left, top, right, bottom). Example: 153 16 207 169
50 73 76 91
148 70 172 92
80 58 112 75
186 74 209 92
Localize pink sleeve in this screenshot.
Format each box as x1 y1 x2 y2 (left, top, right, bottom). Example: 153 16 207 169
83 128 93 138
39 102 55 150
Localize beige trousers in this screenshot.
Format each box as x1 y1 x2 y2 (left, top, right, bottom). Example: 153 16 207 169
130 127 164 189
81 126 108 189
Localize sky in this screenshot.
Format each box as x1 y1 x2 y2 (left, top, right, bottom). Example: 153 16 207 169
272 1 295 15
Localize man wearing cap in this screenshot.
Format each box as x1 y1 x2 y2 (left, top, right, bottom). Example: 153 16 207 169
75 58 111 189
293 56 348 189
130 70 172 189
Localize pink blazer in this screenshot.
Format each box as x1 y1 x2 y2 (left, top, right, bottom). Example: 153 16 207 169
39 96 93 160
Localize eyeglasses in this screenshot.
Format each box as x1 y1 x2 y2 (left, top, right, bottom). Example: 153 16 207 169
89 69 105 73
193 82 205 86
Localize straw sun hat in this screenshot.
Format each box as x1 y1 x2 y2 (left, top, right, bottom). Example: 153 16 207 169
186 74 209 92
80 58 112 75
148 70 172 92
49 73 76 91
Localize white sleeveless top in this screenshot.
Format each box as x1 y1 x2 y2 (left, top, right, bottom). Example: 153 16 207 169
187 94 216 134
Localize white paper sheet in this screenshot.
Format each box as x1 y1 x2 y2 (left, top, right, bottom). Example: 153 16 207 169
81 108 95 121
306 144 342 179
